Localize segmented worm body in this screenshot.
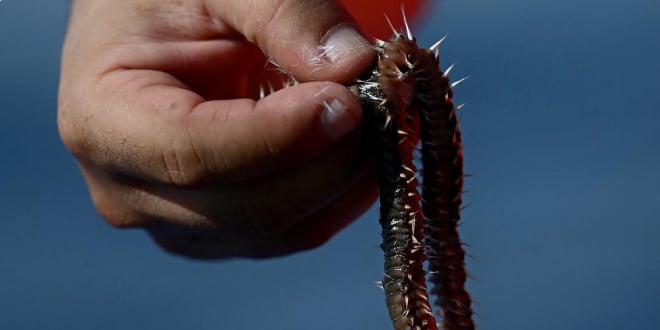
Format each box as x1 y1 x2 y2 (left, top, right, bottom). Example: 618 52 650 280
353 20 474 330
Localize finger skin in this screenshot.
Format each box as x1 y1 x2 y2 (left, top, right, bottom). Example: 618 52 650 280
58 0 380 259
60 1 372 186
185 81 365 184
149 164 378 259
204 0 376 82
62 67 364 185
84 128 373 237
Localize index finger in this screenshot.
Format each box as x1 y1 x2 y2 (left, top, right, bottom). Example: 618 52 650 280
204 0 376 83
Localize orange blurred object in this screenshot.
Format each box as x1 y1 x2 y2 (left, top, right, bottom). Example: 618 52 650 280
340 0 429 39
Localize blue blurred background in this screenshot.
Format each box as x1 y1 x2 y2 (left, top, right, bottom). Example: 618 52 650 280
1 0 659 329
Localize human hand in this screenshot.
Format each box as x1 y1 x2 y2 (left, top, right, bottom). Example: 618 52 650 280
58 0 378 259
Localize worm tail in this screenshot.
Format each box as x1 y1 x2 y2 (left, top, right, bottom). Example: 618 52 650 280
359 69 437 330
356 29 474 329
419 74 474 330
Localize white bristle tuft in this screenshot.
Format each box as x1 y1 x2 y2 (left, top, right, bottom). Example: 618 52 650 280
429 35 447 54
401 6 413 40
451 76 470 88
383 14 400 37
444 63 456 76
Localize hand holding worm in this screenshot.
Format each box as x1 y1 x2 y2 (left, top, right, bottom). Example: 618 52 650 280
58 0 378 259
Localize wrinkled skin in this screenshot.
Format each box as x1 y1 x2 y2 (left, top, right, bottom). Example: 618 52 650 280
58 0 380 259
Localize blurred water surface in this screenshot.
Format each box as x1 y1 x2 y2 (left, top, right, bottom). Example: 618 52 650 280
1 0 659 329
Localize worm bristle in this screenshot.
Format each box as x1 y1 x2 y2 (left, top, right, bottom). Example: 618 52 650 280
443 62 456 76
354 20 474 329
450 76 470 89
384 13 402 38
400 6 414 41
429 35 447 55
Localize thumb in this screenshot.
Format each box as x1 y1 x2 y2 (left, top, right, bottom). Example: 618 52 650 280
205 0 376 83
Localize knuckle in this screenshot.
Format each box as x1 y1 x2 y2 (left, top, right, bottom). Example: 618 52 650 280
57 101 89 159
244 0 286 43
158 146 210 186
91 191 145 229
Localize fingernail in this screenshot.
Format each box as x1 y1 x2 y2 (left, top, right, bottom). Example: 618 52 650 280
319 24 370 63
321 98 358 139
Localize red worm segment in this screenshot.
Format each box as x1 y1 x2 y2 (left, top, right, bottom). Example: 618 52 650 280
417 49 475 330
357 59 437 330
353 28 474 330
